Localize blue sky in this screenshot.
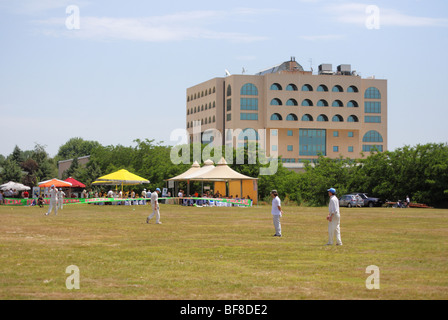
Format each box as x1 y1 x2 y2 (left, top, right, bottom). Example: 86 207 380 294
0 0 447 157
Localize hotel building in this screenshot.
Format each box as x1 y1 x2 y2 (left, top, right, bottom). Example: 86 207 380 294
186 58 387 169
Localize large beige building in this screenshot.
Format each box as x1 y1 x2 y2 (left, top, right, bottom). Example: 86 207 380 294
186 58 387 168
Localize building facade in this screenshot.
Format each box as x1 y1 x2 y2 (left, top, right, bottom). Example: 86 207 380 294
186 58 387 168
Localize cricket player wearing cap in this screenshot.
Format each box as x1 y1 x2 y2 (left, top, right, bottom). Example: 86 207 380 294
326 188 342 246
45 185 59 216
146 188 162 224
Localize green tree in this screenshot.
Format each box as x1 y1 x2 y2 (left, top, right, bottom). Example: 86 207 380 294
62 158 79 180
2 159 23 182
56 137 101 161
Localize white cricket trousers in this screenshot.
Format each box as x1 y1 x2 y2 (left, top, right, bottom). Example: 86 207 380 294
58 199 64 210
47 200 58 215
272 214 281 236
328 214 342 245
148 207 160 223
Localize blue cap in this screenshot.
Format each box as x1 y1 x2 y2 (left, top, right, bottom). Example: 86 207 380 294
156 188 161 192
327 188 336 194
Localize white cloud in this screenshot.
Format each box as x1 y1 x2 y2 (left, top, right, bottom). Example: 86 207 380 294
326 2 448 28
299 34 345 41
32 9 269 43
0 0 89 15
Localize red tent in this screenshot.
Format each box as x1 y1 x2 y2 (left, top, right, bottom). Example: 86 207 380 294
64 177 86 188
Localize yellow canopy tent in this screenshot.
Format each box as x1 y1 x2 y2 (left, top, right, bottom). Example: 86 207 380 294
92 169 149 192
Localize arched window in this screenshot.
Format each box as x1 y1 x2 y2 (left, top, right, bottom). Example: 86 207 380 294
365 87 381 99
190 121 193 128
205 104 208 110
204 118 208 124
347 115 359 122
286 99 298 106
209 116 211 123
332 85 343 92
363 130 383 142
201 91 204 97
238 128 259 141
347 100 359 108
187 109 190 115
201 105 204 111
317 99 328 107
317 84 328 92
213 101 216 108
209 88 212 95
187 122 190 128
270 98 282 106
187 96 190 102
270 113 282 121
301 99 313 107
332 100 343 107
317 114 328 122
301 114 313 121
194 106 197 113
213 116 216 122
227 84 232 96
347 85 358 93
241 83 258 95
301 84 313 91
286 84 298 91
194 93 197 99
270 83 282 90
332 115 344 122
286 113 298 121
213 87 216 93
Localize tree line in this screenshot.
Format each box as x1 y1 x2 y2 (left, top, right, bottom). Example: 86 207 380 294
1 138 447 207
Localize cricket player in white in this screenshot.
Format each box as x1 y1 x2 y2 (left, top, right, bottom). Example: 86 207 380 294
57 188 65 210
271 190 283 237
45 185 58 216
146 188 162 224
326 188 342 245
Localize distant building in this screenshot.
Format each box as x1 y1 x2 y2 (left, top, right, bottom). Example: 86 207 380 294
58 155 90 178
186 57 387 170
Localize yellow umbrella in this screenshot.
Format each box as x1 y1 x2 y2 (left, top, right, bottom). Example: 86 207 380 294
92 169 149 192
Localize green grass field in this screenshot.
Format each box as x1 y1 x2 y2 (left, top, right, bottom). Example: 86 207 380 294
0 203 447 300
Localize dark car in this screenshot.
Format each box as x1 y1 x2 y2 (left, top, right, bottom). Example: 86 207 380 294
350 193 383 207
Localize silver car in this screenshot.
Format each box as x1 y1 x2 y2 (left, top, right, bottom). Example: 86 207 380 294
339 194 364 208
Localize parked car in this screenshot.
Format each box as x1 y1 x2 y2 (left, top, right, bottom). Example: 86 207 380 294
339 194 363 208
350 193 383 207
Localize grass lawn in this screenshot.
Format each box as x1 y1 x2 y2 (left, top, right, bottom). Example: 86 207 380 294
0 203 447 300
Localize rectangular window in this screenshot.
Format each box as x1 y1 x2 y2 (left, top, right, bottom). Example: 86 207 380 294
227 98 231 111
272 145 278 151
348 146 354 152
240 98 258 110
333 146 339 152
348 131 354 137
240 113 258 120
365 102 381 113
299 129 326 156
271 129 278 136
363 145 383 152
287 130 293 136
333 131 339 137
365 116 381 123
226 113 231 121
287 145 293 151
